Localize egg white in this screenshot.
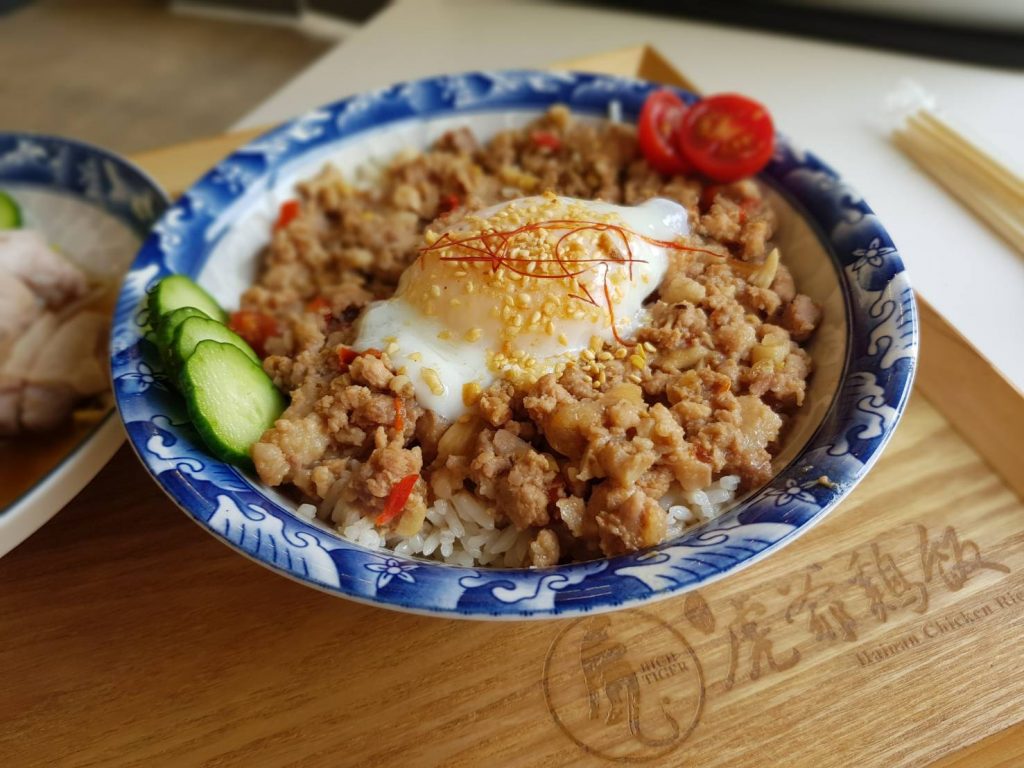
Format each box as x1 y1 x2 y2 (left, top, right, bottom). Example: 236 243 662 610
355 196 689 420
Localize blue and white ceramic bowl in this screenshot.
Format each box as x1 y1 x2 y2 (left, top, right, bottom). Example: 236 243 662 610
0 133 168 558
110 71 917 619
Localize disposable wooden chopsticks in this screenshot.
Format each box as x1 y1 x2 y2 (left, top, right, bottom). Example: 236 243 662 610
890 94 1024 256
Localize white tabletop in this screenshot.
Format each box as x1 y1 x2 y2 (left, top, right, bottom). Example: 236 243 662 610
237 0 1024 391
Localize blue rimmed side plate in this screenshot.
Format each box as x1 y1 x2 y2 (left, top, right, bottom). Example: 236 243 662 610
0 133 169 557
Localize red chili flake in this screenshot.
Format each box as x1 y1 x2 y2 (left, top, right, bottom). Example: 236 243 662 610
228 311 278 358
306 296 330 315
338 346 383 370
337 346 358 369
439 193 461 214
274 199 301 231
531 130 562 151
376 474 419 526
547 483 563 505
393 397 405 433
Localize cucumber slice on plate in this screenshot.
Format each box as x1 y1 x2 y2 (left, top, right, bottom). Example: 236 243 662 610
148 275 228 327
171 315 260 369
155 306 209 363
180 340 285 465
0 190 22 229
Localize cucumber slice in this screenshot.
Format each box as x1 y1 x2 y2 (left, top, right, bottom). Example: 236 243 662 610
172 315 260 370
0 190 22 229
181 340 285 465
148 275 228 327
155 306 209 363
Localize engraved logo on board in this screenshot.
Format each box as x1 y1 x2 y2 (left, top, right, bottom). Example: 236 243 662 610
543 610 704 763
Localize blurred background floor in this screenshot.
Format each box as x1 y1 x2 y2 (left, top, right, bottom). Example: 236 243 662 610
0 0 332 154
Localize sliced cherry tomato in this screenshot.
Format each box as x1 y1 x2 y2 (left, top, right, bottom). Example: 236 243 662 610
678 93 774 183
637 90 692 176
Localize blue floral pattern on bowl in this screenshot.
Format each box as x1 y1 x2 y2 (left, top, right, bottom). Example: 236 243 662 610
110 70 916 619
0 133 165 240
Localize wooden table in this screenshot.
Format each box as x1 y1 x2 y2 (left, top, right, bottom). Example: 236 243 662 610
3 46 1023 768
2 396 1022 766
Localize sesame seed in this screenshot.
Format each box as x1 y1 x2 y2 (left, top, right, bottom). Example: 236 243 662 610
462 381 482 406
454 270 467 278
628 373 643 384
515 292 532 308
438 330 452 340
529 310 541 325
466 281 476 294
629 354 645 370
464 327 483 342
598 351 613 362
581 349 596 361
421 368 444 396
430 285 442 298
643 341 657 353
614 347 628 359
408 352 422 362
385 341 399 355
545 320 555 335
558 333 569 346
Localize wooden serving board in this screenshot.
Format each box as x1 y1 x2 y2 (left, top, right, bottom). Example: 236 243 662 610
2 46 1022 768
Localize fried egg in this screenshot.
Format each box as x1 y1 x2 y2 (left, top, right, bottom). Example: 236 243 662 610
354 193 689 420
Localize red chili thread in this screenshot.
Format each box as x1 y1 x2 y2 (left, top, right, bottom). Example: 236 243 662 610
418 219 725 345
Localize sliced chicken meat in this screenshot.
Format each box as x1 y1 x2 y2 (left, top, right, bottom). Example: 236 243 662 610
0 312 58 435
0 310 108 435
0 229 88 307
0 271 41 351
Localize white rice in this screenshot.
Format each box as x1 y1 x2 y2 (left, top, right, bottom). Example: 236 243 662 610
322 474 740 568
608 99 623 124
